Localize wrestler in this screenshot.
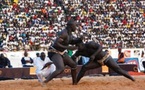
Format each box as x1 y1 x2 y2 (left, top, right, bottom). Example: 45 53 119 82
72 41 135 84
44 19 81 85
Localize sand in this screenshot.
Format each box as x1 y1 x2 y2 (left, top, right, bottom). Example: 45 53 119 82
0 75 145 90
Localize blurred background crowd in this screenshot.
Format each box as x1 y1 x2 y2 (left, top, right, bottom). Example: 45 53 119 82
0 0 145 51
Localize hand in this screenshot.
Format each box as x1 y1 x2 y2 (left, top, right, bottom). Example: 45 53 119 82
59 51 65 55
25 60 31 63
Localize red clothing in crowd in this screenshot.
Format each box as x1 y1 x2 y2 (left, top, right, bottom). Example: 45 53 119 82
143 13 145 17
122 19 127 25
12 3 18 10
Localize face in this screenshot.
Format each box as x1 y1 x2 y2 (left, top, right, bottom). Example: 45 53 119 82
0 54 4 58
67 19 78 32
36 53 39 57
24 52 28 56
40 52 46 60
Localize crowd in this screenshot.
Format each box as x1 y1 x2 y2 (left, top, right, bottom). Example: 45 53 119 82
0 0 145 52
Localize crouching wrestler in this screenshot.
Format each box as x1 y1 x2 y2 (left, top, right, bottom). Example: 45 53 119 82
72 41 135 84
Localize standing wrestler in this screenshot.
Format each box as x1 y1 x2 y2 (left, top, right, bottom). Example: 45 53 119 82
44 19 81 85
72 41 135 84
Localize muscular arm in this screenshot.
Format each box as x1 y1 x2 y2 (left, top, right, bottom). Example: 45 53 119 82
89 42 102 56
69 38 82 45
54 31 77 50
87 42 102 61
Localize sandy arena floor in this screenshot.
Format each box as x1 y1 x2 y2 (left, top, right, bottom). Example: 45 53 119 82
0 75 145 90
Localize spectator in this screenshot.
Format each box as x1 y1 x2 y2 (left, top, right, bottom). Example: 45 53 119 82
21 50 33 67
117 48 125 63
33 52 56 86
0 53 12 68
77 56 89 65
33 52 40 61
0 0 145 51
143 61 145 72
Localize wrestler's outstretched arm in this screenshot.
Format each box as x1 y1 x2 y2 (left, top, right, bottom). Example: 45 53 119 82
87 42 102 62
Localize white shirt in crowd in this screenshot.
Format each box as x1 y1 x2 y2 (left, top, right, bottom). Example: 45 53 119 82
33 56 56 83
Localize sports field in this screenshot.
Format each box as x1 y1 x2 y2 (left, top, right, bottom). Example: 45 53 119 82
0 74 145 90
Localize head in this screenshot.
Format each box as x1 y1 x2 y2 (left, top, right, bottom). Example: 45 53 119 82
24 51 28 57
67 19 77 32
40 52 46 60
36 53 40 57
76 41 85 50
0 53 5 59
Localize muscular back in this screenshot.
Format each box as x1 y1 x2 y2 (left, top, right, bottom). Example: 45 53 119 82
75 41 106 60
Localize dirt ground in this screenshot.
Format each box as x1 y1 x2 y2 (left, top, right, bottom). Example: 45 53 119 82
0 75 145 90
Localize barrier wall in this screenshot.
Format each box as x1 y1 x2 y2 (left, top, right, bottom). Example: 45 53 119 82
0 48 145 71
0 64 137 79
0 51 48 67
108 48 145 72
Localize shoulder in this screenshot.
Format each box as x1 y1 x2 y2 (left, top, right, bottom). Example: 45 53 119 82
57 29 68 36
45 57 51 61
87 41 96 46
21 57 25 60
33 57 40 61
56 30 68 40
87 41 100 48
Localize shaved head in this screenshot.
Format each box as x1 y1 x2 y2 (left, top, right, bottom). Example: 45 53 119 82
67 19 77 32
67 19 77 25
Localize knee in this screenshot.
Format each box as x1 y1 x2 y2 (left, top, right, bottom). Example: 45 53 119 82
55 67 65 74
72 64 77 68
71 62 77 68
50 64 56 71
37 71 42 76
81 65 88 71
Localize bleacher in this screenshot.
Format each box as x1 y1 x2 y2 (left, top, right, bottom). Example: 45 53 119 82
0 0 145 51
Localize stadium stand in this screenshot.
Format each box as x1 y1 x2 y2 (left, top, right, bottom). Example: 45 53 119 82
0 0 145 51
0 0 144 79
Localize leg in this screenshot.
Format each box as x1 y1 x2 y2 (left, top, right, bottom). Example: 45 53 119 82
105 56 135 81
63 53 77 85
76 61 101 84
71 67 77 85
37 71 46 86
37 71 43 83
43 64 56 78
142 61 145 72
44 53 65 83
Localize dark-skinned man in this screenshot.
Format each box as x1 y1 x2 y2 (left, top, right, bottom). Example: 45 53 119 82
72 41 135 84
44 19 81 85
